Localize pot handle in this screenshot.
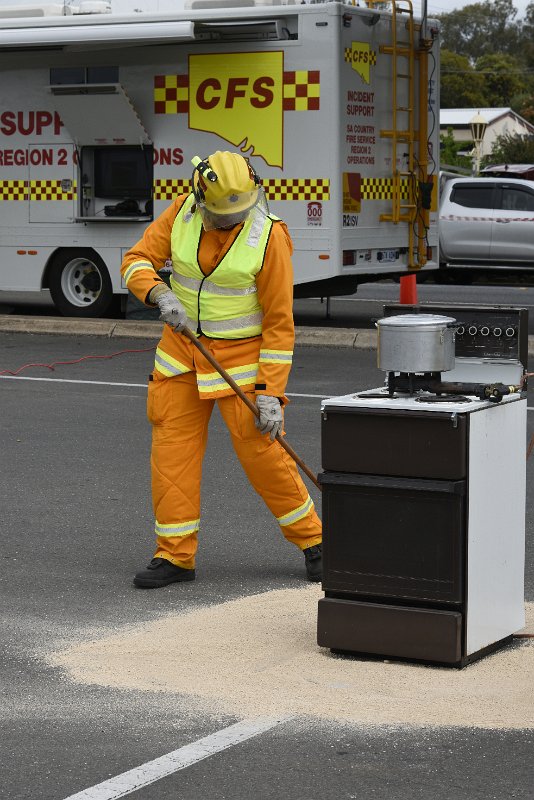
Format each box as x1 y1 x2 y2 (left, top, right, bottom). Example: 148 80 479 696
446 320 463 329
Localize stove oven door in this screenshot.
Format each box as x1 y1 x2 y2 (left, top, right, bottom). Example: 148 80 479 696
319 472 466 604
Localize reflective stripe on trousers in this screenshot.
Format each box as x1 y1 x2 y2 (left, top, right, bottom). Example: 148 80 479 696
277 496 315 527
156 519 200 537
197 362 259 395
154 346 191 378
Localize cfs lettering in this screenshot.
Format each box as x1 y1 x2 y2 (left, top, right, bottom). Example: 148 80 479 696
196 77 274 110
352 51 370 64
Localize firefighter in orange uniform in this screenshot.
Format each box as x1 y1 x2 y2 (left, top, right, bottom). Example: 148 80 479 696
121 151 322 588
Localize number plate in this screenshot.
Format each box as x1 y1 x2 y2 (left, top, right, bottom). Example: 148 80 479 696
379 249 398 263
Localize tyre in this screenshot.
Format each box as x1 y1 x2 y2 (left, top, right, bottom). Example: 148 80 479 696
48 249 114 318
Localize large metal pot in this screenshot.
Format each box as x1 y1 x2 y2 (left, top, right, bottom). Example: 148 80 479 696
376 313 457 373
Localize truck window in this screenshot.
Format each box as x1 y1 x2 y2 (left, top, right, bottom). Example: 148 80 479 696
498 187 534 212
50 66 119 85
450 184 494 209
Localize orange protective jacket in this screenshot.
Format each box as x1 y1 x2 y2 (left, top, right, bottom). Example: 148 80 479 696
121 195 295 400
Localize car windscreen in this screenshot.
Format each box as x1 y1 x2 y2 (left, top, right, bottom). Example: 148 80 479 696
450 184 495 209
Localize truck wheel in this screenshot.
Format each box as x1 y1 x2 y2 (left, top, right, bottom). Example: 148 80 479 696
48 250 114 318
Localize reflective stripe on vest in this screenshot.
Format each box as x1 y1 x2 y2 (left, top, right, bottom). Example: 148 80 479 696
174 273 258 297
170 195 277 340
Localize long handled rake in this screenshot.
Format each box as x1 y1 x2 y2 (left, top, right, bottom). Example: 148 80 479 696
180 326 321 492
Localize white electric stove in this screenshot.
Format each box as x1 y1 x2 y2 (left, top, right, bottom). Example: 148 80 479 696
317 305 528 667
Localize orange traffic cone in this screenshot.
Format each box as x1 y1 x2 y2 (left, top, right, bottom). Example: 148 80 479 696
399 273 418 304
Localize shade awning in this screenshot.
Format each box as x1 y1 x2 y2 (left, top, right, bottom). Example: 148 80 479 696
0 19 195 49
49 83 151 146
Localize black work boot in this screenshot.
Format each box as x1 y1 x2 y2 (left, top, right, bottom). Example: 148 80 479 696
303 544 322 582
133 558 195 589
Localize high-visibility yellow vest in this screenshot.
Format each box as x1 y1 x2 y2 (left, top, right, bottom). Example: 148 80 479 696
170 194 277 339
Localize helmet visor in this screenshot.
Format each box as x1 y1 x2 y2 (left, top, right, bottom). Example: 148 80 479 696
198 186 269 231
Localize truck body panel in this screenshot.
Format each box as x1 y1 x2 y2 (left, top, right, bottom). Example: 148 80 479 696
0 1 440 315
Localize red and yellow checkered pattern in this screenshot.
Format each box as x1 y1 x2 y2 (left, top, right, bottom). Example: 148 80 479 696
264 178 329 201
154 178 192 200
0 180 76 201
283 71 320 111
361 177 409 200
29 180 76 201
154 75 189 115
0 180 28 200
153 177 329 202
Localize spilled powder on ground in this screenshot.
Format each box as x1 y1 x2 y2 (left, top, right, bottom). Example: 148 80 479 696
48 588 534 730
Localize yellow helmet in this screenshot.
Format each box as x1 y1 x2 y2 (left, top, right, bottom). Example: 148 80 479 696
192 151 260 216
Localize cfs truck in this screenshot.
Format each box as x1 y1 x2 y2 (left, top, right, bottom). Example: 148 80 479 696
0 0 440 317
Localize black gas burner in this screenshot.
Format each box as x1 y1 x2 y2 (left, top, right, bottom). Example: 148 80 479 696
387 372 517 404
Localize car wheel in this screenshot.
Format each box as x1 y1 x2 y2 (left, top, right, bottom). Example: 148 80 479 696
48 249 114 318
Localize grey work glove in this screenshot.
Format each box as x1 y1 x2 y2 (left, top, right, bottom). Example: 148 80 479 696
255 394 283 441
149 286 187 332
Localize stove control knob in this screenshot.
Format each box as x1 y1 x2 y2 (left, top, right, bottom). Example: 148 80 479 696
505 326 516 338
493 327 502 337
480 326 490 336
468 325 478 336
456 325 465 336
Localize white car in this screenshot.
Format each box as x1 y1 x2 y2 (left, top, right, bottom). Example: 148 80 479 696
439 177 534 272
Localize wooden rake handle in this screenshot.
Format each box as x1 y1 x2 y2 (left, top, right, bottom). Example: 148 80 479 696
181 326 321 492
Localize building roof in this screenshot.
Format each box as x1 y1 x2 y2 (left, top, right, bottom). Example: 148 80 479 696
440 108 512 126
440 108 534 134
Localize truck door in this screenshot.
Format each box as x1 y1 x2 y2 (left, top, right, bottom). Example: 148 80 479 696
29 143 75 223
440 182 494 261
490 183 534 263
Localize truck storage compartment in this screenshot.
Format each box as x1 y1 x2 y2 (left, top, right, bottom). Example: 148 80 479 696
317 597 463 664
319 472 466 603
321 407 467 478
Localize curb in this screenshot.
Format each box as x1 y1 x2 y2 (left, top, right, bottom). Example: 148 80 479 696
1 315 534 354
0 314 375 348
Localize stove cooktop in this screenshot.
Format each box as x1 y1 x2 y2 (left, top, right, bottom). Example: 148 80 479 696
322 388 523 414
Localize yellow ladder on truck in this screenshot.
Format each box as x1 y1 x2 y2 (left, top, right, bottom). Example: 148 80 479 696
378 0 418 266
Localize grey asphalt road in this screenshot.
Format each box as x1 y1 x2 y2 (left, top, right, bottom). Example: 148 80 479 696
4 280 534 332
1 334 533 800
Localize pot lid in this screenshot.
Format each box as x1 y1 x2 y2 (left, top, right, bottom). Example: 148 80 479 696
376 313 456 329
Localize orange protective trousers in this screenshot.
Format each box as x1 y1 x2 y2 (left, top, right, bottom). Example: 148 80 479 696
148 371 322 569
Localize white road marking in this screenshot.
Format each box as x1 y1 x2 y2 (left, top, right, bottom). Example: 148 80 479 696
62 716 288 800
1 375 533 409
0 376 147 388
287 391 330 398
0 375 330 398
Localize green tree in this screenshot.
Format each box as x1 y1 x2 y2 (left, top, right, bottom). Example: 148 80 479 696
510 93 534 124
437 0 521 60
440 127 473 170
475 53 528 106
489 132 534 163
440 50 487 108
520 2 534 69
